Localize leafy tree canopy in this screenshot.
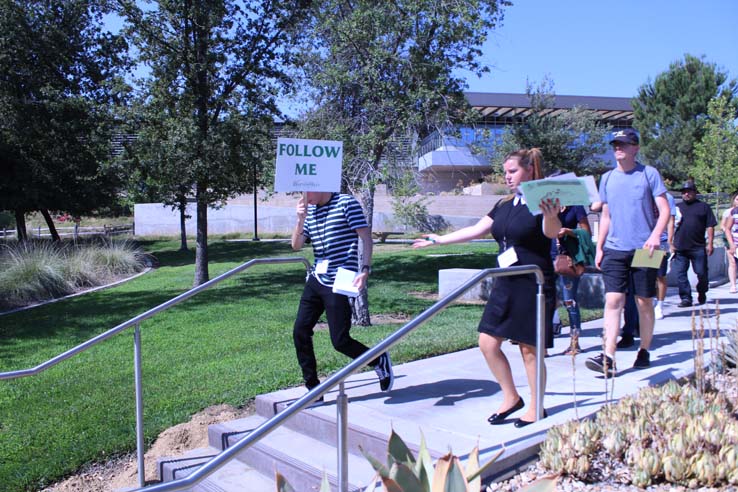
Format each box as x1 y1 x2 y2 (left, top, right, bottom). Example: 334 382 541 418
693 94 738 198
490 78 609 178
119 0 310 284
299 0 510 204
633 54 738 184
0 0 130 225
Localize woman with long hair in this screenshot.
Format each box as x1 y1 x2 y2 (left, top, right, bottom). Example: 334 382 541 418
413 148 561 427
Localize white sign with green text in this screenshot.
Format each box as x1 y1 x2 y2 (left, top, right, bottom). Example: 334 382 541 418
274 138 343 192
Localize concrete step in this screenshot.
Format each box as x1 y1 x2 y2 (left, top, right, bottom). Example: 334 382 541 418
158 447 274 492
209 415 378 492
254 392 445 461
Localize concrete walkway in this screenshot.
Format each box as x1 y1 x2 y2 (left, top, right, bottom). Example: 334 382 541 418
158 281 738 491
259 280 738 481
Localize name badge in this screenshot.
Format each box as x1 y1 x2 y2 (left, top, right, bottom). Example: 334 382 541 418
497 247 519 268
315 259 330 274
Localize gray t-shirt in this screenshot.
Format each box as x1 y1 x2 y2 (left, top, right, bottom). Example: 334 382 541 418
599 162 667 251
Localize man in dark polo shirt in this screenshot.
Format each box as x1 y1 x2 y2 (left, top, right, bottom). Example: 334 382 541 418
672 180 717 307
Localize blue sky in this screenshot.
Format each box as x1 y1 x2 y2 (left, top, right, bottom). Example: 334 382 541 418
459 0 738 98
105 1 737 101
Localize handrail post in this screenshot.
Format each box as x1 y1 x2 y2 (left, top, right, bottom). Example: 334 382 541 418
134 323 146 488
535 282 545 421
336 382 348 492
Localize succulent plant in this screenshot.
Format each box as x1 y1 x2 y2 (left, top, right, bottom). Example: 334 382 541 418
359 429 557 492
538 378 737 487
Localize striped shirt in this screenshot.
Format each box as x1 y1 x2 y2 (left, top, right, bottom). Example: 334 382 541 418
304 193 368 286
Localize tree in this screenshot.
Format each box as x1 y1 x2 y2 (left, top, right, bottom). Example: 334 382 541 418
119 0 310 285
0 0 130 239
299 0 510 324
693 95 738 202
491 78 609 176
633 54 738 184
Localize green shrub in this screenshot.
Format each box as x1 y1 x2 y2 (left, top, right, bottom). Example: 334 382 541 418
0 211 14 229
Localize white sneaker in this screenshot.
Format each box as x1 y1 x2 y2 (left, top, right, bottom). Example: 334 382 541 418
654 304 664 320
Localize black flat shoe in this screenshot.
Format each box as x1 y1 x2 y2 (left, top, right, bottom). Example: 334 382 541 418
487 397 524 425
513 409 548 428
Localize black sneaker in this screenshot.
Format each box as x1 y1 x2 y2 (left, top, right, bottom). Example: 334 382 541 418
616 334 634 349
698 293 707 305
633 348 650 368
374 353 394 392
585 353 616 377
678 299 692 308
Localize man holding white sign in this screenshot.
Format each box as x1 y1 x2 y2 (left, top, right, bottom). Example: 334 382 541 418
291 191 394 395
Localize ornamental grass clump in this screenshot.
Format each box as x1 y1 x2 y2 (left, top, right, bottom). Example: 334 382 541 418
0 239 145 308
0 241 72 306
79 238 145 279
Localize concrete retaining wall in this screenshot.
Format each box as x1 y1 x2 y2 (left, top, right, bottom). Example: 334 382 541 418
438 247 729 309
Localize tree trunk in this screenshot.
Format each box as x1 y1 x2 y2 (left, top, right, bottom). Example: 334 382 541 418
351 187 375 326
178 197 188 252
14 208 27 242
194 185 209 286
39 209 61 241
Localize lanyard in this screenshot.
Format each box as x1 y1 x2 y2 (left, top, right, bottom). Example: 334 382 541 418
500 199 526 251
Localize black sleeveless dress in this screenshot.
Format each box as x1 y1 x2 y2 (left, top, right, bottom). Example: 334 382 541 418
478 198 556 348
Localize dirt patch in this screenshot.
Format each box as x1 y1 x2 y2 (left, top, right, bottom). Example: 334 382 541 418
44 403 253 492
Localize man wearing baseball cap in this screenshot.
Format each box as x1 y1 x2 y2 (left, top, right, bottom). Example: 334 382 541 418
672 179 717 307
586 128 671 376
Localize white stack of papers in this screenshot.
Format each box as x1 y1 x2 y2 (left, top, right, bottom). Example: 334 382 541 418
332 267 360 297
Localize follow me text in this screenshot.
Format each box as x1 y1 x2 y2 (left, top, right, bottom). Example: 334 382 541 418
277 142 341 176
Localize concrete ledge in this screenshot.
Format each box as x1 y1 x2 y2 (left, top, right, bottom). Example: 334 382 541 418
438 268 492 301
439 247 730 310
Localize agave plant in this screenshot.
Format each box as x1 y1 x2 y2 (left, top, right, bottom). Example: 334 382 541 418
276 428 557 492
276 470 330 492
360 429 556 492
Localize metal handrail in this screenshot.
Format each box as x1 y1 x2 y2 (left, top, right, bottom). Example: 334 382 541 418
1 256 312 488
134 264 545 492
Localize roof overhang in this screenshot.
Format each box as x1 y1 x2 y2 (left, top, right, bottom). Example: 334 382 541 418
465 92 634 125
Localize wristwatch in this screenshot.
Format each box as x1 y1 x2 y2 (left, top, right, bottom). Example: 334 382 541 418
361 265 372 274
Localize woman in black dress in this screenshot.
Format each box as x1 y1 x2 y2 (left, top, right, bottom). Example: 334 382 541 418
413 148 561 427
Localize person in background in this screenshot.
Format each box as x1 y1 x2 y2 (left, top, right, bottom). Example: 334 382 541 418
654 192 676 320
291 191 393 397
722 192 738 294
672 180 717 307
414 148 561 427
587 128 670 376
551 205 593 355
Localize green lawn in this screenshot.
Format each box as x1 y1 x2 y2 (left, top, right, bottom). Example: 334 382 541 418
1 239 527 492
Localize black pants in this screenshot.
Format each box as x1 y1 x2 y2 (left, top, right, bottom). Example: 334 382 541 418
673 248 709 302
293 275 375 389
